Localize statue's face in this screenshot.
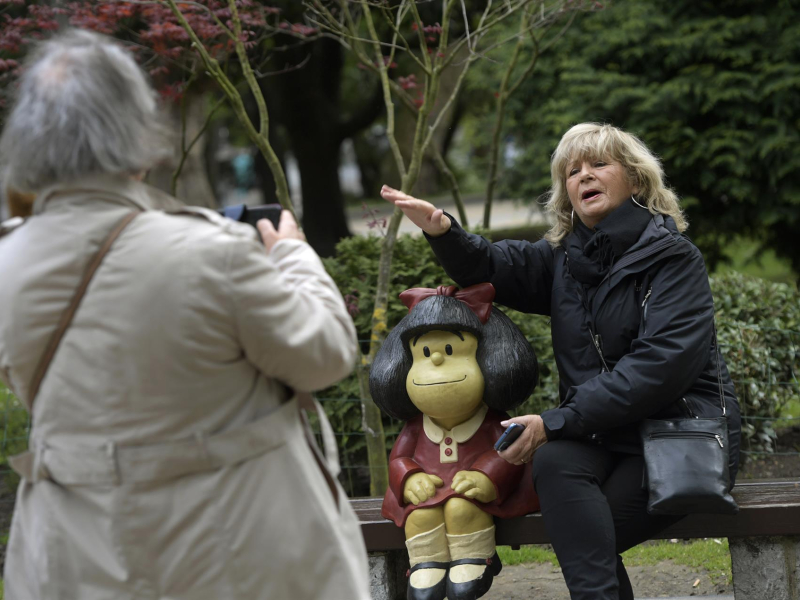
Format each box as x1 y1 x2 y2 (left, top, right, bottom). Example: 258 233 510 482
406 330 484 422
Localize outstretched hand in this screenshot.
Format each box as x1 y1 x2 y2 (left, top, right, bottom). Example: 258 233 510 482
380 185 451 237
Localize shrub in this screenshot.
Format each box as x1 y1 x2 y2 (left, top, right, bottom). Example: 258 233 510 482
710 272 800 452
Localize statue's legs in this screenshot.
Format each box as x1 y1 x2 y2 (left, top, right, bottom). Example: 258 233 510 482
404 507 449 593
442 498 501 599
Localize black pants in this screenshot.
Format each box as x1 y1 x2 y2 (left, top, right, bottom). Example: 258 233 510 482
531 440 684 600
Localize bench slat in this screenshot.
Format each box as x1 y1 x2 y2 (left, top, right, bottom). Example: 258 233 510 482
354 480 800 552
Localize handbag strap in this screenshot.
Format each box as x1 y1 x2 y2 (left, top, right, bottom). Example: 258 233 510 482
26 212 139 409
713 320 727 417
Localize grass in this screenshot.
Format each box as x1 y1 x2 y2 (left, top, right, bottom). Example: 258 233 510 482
497 538 732 585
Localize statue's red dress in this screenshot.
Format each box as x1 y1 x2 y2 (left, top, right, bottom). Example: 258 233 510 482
382 405 540 527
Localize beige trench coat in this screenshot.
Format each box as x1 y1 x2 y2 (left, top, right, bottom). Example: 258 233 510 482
0 175 371 599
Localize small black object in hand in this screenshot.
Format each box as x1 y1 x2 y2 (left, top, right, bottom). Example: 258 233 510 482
494 422 525 452
218 204 282 237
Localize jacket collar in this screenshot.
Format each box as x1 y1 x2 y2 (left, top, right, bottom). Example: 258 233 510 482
33 174 185 215
423 404 488 444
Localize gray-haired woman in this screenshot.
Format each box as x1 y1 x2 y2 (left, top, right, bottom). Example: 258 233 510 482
0 30 370 599
382 123 741 600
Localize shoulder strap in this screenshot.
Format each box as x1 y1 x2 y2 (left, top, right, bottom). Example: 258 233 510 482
713 320 727 416
26 212 139 409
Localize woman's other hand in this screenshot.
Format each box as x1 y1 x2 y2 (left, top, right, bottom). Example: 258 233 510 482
403 472 445 506
497 415 548 466
451 470 498 503
257 210 306 252
380 185 452 237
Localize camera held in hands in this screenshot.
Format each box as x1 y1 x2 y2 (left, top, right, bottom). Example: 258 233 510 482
218 204 282 240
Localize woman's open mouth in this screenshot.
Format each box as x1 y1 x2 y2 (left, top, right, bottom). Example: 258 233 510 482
582 189 602 201
412 375 467 386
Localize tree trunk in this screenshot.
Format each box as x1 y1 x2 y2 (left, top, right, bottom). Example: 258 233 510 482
292 128 351 257
258 37 352 256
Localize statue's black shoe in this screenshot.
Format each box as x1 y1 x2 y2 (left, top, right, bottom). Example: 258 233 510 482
445 552 503 600
406 560 448 600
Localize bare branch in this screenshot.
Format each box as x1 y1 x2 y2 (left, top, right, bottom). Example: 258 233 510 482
253 54 312 79
361 0 407 181
379 4 430 73
172 94 225 197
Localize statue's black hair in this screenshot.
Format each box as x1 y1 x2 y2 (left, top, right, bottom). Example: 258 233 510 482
369 294 538 421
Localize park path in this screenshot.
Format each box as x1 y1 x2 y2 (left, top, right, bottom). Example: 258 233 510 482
484 561 733 599
347 196 548 236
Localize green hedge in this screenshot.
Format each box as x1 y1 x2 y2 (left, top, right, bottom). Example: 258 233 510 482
322 233 800 471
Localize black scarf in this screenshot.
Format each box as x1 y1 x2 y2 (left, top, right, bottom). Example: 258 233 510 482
563 198 653 287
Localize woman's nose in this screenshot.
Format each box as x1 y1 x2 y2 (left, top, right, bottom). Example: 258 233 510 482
431 352 444 366
579 165 594 181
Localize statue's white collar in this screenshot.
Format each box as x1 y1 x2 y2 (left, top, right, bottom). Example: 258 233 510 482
423 404 488 444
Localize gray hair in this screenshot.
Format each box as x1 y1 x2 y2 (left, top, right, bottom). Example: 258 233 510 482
0 29 172 192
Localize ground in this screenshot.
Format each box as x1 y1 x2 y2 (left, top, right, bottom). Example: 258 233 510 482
485 560 731 599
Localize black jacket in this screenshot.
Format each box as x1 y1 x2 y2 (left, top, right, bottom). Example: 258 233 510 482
427 213 741 481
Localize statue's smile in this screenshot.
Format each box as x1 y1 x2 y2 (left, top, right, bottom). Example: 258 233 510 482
412 375 467 386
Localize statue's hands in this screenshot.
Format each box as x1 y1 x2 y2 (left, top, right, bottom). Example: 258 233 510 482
403 472 445 505
451 470 498 503
380 185 451 237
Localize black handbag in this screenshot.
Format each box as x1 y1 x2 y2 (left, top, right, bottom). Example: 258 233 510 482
639 323 739 516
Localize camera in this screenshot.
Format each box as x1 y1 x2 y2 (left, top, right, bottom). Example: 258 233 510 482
218 203 282 239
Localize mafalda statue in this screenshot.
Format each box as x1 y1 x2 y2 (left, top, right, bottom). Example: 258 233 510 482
370 283 539 600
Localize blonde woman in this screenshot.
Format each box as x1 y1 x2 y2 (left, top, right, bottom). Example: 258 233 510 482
382 123 741 600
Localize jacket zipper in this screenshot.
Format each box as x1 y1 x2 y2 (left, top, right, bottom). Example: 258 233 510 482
592 333 611 373
640 286 652 333
649 430 724 448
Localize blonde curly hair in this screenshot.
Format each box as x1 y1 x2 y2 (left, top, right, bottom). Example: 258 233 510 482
543 123 687 247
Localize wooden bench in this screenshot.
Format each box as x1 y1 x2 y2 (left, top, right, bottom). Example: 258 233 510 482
353 479 800 600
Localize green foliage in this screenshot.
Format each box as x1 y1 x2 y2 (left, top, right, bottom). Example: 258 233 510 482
322 234 457 344
1 385 29 490
710 271 800 452
716 236 797 285
482 0 800 279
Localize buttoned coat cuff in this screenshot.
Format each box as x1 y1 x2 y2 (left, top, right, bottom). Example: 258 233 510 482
541 408 580 441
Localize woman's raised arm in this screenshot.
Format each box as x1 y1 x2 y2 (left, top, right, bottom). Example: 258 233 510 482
381 184 554 316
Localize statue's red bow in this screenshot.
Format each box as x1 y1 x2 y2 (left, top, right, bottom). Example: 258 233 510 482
398 283 495 324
